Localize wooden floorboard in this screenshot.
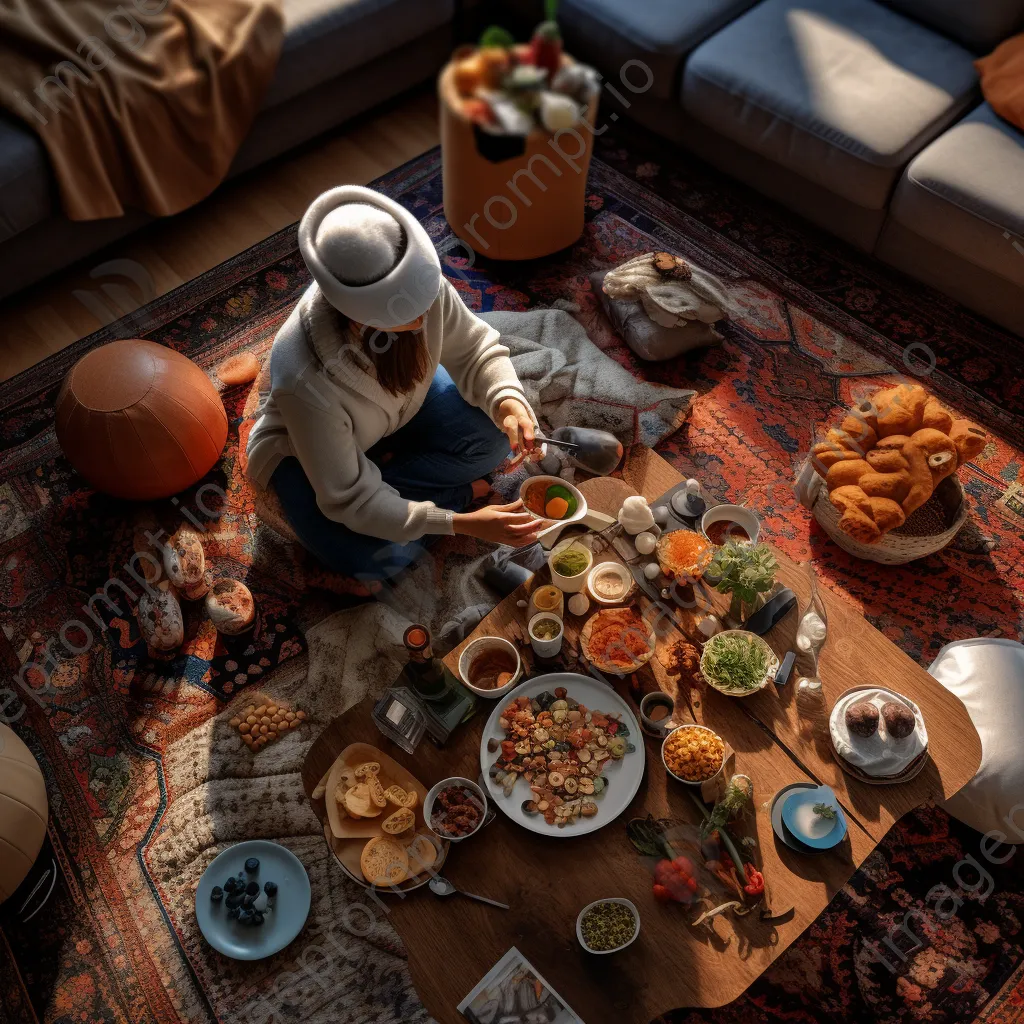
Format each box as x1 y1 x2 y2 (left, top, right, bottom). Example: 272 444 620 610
0 89 440 383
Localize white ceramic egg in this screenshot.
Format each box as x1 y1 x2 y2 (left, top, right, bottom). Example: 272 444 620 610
567 593 590 616
643 562 660 580
634 532 656 555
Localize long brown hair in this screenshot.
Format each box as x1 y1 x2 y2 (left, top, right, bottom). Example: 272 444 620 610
350 321 430 396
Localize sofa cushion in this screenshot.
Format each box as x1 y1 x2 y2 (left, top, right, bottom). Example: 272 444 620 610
875 0 1024 53
264 0 454 109
887 103 1024 284
560 0 760 100
0 116 52 243
930 639 1024 843
682 0 980 209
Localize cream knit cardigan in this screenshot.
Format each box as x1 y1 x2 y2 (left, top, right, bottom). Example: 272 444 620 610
244 278 532 543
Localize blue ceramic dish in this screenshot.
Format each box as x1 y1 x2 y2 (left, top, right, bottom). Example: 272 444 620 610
782 785 847 850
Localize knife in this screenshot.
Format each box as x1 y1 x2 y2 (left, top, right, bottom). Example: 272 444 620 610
740 588 797 636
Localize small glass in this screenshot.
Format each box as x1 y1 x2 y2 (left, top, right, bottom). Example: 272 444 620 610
372 687 426 754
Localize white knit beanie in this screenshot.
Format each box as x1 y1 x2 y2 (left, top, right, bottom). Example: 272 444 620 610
299 186 442 327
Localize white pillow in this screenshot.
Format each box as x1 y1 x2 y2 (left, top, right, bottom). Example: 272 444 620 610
930 639 1024 844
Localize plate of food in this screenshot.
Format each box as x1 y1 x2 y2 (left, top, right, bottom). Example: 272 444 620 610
309 743 450 892
580 607 656 675
520 475 588 525
195 840 311 960
479 673 646 837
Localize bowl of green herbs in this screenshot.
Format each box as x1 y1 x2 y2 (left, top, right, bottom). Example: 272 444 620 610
700 630 780 698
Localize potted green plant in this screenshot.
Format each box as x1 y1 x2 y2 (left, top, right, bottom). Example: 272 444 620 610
707 540 778 624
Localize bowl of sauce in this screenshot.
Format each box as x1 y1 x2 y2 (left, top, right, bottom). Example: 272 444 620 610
458 636 522 698
701 504 760 547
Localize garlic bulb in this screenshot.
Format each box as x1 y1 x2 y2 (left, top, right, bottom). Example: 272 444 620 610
697 614 723 638
567 593 590 616
634 531 656 555
617 495 655 535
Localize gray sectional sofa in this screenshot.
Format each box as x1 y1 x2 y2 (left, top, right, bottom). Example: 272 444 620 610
2 0 1022 337
553 0 1024 336
0 0 455 301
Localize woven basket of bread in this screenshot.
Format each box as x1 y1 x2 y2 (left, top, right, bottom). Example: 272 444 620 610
811 474 967 564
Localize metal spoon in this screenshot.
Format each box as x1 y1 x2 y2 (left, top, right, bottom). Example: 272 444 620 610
533 432 581 452
428 875 509 909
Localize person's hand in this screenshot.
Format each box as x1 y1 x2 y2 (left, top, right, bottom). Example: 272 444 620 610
497 398 536 453
453 499 545 547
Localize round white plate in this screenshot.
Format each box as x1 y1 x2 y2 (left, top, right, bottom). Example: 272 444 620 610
195 840 311 960
479 672 646 837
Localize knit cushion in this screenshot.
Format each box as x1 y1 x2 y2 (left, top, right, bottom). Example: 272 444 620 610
0 724 48 904
930 639 1024 843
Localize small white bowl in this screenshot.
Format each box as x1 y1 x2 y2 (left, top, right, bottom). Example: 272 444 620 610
547 538 593 593
701 503 761 546
661 724 726 786
424 776 488 843
458 636 523 699
586 561 635 606
576 897 641 955
519 475 588 526
528 612 564 658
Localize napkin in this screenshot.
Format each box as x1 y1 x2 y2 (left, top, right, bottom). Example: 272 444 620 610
829 688 927 776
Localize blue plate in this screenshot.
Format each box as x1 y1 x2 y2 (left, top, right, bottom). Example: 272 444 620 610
196 840 311 960
782 786 847 850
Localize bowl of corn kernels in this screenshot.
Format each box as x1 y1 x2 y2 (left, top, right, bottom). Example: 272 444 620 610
661 724 726 785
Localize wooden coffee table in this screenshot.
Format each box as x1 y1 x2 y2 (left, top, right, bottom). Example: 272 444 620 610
304 448 980 1024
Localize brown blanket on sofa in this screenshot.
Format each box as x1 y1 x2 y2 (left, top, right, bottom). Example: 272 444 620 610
0 0 284 221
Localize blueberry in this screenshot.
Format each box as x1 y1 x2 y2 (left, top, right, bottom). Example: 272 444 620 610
223 877 237 893
241 894 254 909
225 893 243 910
227 905 241 920
264 881 278 897
244 858 260 873
245 880 259 896
238 909 253 925
251 911 264 926
210 886 224 903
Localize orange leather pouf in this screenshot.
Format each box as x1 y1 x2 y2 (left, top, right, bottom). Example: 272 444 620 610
439 59 598 260
0 724 48 905
56 340 228 500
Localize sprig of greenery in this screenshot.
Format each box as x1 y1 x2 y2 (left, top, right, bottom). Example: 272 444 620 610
479 25 515 48
708 540 778 605
698 775 753 840
814 802 837 821
702 632 770 691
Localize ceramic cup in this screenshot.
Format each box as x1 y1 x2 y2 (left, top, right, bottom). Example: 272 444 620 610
528 612 564 658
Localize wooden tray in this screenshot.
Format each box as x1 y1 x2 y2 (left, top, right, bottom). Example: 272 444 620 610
319 742 430 840
580 607 655 675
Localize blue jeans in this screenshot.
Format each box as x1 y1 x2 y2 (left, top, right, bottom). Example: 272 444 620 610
270 366 511 580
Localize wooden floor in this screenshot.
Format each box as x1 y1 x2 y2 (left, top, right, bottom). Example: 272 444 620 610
0 90 440 383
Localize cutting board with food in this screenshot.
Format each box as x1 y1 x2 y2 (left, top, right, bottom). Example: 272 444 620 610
324 822 446 891
314 742 427 840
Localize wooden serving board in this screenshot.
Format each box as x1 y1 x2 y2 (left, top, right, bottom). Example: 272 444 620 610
324 822 449 892
320 742 429 840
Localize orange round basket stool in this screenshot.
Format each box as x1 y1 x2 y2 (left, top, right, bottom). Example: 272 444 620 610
56 340 228 500
0 724 48 905
439 58 599 260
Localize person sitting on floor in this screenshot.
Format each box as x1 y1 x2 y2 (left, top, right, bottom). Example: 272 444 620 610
244 185 544 580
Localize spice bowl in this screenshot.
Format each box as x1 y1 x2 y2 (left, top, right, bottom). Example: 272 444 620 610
661 724 726 786
458 636 522 699
547 538 593 593
528 612 564 658
586 561 634 606
425 777 488 843
576 897 640 955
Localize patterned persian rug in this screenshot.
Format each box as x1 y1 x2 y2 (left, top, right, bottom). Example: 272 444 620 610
1 128 1022 1024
